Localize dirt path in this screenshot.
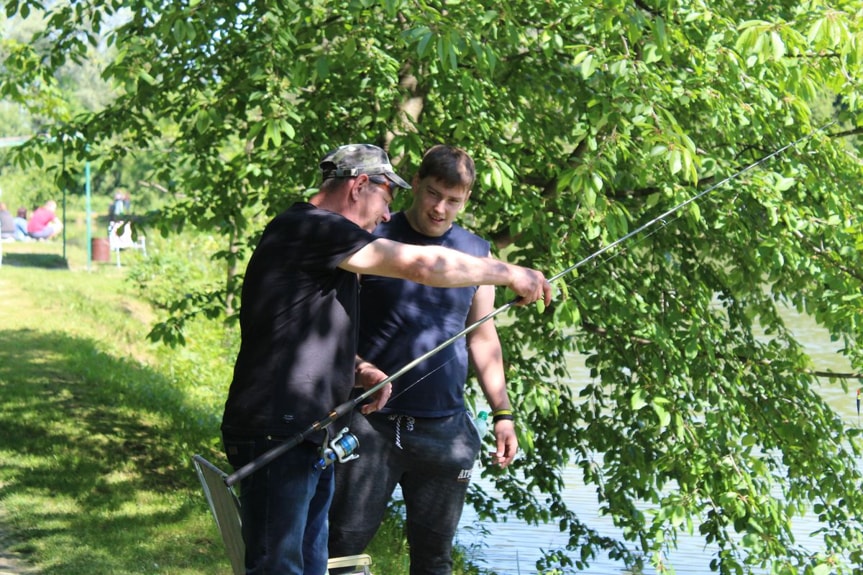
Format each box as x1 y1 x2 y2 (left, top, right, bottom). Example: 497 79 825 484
0 519 36 575
0 550 36 575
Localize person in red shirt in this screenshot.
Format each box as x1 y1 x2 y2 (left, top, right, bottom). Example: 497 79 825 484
27 200 63 239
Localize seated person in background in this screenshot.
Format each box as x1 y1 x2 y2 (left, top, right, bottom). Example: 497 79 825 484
27 200 63 240
14 208 29 240
0 203 15 241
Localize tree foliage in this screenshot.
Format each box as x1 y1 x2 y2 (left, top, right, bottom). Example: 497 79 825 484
4 0 863 572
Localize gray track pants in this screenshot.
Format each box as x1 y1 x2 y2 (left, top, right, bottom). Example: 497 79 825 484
328 410 482 575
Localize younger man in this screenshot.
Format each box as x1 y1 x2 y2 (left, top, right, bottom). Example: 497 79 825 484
329 145 518 575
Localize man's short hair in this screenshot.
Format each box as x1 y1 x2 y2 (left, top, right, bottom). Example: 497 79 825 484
417 145 475 189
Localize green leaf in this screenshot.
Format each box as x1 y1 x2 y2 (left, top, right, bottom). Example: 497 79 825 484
631 389 646 411
770 31 785 59
685 338 698 359
315 56 329 79
775 176 796 191
583 185 596 208
417 29 433 58
590 172 603 193
688 201 701 222
669 149 682 175
266 120 281 148
279 119 295 140
195 111 211 134
652 402 671 427
572 50 590 66
579 53 595 79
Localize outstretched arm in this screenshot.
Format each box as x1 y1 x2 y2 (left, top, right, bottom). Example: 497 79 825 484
340 238 551 306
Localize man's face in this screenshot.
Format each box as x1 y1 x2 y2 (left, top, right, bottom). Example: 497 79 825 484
406 177 470 237
358 175 395 231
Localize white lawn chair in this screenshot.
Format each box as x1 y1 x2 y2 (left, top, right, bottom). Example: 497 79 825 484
192 455 372 575
108 221 147 267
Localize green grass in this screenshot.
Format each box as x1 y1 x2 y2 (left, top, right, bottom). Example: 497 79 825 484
0 242 230 575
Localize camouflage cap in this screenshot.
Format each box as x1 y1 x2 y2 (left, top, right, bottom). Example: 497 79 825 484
319 144 411 190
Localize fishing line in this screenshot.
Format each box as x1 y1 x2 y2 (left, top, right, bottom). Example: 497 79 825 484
389 173 744 401
224 123 832 487
546 125 832 285
384 355 458 404
388 195 730 406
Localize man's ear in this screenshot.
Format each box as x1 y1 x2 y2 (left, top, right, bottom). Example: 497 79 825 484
349 175 368 202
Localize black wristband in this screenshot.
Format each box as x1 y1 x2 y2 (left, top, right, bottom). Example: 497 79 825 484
492 414 514 423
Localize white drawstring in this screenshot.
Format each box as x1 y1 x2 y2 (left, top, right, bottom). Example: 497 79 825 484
389 415 415 449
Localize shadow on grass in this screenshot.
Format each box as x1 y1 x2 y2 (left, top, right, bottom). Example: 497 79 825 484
0 328 230 574
1 252 69 269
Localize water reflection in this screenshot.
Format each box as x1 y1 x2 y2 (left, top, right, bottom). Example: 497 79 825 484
454 310 860 574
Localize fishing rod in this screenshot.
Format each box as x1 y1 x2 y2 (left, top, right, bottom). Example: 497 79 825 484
224 123 831 487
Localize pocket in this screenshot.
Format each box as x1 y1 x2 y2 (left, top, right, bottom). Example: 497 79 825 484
222 436 257 470
459 412 483 460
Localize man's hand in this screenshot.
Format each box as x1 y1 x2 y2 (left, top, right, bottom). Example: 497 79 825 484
355 361 391 414
508 265 552 307
490 419 518 467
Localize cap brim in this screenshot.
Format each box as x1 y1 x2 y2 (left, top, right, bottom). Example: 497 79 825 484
386 171 411 190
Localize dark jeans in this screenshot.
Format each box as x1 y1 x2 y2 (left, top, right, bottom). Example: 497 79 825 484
329 411 481 575
223 435 333 575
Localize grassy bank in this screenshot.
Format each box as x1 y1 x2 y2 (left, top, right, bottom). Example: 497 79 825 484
0 243 232 575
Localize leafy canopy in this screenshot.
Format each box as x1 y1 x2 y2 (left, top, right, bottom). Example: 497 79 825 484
3 0 863 572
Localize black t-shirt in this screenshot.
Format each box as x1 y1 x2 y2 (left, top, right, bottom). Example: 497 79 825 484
221 202 376 439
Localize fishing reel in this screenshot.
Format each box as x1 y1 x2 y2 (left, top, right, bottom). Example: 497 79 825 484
315 427 360 470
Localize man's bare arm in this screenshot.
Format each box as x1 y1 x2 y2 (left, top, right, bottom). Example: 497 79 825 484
340 238 551 306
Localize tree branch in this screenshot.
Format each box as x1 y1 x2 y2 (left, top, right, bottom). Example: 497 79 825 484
830 126 863 139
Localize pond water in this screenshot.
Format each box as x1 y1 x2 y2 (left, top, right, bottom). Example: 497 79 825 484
451 309 861 574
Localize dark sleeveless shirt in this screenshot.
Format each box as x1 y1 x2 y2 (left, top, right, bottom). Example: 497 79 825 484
359 211 490 417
